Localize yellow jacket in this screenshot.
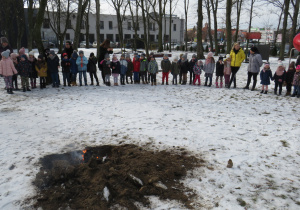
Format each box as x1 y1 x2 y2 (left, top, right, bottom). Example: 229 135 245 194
230 48 246 67
35 63 47 77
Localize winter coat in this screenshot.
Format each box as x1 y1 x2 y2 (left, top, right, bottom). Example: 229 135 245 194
87 56 97 73
102 60 111 75
70 57 78 74
293 71 300 86
161 59 171 73
203 62 215 74
47 55 60 73
111 60 120 74
61 46 74 59
247 53 263 73
99 46 113 66
148 60 158 74
0 58 18 76
29 58 38 78
230 48 245 67
133 59 140 72
179 59 189 74
17 60 32 77
286 68 295 84
120 59 127 75
140 59 148 72
216 61 224 76
61 58 71 73
223 60 231 75
273 66 286 83
189 59 197 72
126 59 133 76
35 61 47 77
76 56 88 71
260 68 273 85
171 62 180 75
193 64 203 75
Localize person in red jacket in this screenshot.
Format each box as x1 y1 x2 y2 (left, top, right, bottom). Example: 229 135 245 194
133 55 140 84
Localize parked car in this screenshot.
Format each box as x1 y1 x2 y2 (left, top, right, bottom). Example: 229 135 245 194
125 42 132 49
110 41 116 48
92 41 97 48
79 41 93 48
42 40 55 48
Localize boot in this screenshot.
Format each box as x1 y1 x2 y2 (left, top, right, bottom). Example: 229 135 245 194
151 82 153 86
243 86 249 89
27 87 31 91
154 82 157 86
31 81 34 89
34 82 37 88
291 93 296 97
285 91 291 96
208 82 212 87
7 88 9 94
260 90 264 93
278 90 282 96
274 90 277 95
204 81 207 86
166 82 169 85
161 82 164 85
9 88 14 94
220 82 223 88
216 82 219 88
90 82 94 86
251 81 256 91
264 90 268 94
40 83 43 89
96 82 100 86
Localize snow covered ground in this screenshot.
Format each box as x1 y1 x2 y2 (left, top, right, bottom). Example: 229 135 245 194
0 49 299 209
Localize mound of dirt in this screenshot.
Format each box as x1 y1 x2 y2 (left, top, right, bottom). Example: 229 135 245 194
33 144 203 209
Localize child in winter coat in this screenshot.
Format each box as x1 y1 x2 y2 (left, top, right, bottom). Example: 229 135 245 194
70 51 78 86
215 56 224 88
148 56 158 86
87 52 99 86
10 53 20 90
171 56 180 85
260 62 273 94
76 50 88 86
28 51 38 89
18 54 32 92
111 54 120 86
189 54 197 85
126 54 133 84
133 55 140 84
61 53 71 86
193 60 203 85
273 61 286 95
119 54 127 85
179 54 189 85
203 52 215 87
223 54 231 88
102 54 112 86
47 50 60 88
35 55 47 89
285 62 296 96
291 65 300 98
0 50 18 94
139 54 148 84
161 54 171 85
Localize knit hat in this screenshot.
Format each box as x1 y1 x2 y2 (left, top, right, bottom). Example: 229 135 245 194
218 56 223 61
278 60 283 67
264 62 270 67
49 50 55 55
63 53 68 57
105 54 110 59
250 46 259 53
21 54 27 60
72 51 78 59
226 54 230 59
192 54 197 58
125 54 130 58
121 54 125 58
79 50 84 55
173 56 178 61
10 53 18 59
296 65 300 70
1 37 8 43
141 53 145 58
207 52 213 57
38 54 44 59
197 60 203 65
1 50 9 58
28 51 34 56
19 47 25 55
134 52 138 56
135 55 140 59
163 54 168 58
182 54 187 60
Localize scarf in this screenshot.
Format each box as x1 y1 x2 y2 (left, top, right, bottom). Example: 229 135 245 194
112 58 119 63
81 57 83 68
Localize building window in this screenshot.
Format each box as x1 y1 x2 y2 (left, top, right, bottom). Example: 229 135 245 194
89 34 95 42
150 35 155 42
153 23 155 31
107 34 114 41
66 33 70 40
141 34 144 39
109 21 113 30
128 22 131 30
100 34 104 43
173 24 176 31
43 19 50 28
124 34 131 40
116 34 120 42
137 23 140 31
100 21 104 29
67 20 72 29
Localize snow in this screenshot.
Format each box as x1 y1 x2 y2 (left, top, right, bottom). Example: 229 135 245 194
0 48 300 209
103 186 110 202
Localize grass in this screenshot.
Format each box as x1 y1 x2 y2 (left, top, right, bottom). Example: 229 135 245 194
237 198 247 207
280 140 289 148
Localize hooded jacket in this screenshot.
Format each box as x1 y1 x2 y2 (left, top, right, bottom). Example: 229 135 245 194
247 53 263 73
230 48 246 67
0 57 18 76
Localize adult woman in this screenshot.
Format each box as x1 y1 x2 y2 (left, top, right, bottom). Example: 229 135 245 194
243 46 263 91
98 39 113 84
228 43 246 88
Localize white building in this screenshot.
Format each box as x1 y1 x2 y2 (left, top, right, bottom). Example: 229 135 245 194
41 12 185 46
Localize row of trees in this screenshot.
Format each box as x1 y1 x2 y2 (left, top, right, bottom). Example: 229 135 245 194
0 0 299 60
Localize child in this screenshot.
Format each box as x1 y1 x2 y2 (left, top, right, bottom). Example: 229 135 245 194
291 65 300 97
126 54 133 84
120 54 127 85
61 53 71 86
215 56 224 88
133 55 140 84
102 54 112 86
171 56 180 85
139 54 148 84
179 54 189 85
203 52 215 87
0 50 18 94
111 54 120 86
148 56 158 86
18 54 32 92
178 53 184 84
189 54 197 85
76 50 88 86
87 52 99 86
161 54 171 85
223 54 231 88
70 51 78 86
47 50 60 88
10 53 20 90
273 61 286 95
28 51 38 89
260 62 273 94
285 62 295 96
193 60 203 85
35 55 47 89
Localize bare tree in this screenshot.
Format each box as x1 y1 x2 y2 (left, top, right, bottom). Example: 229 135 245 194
245 0 256 58
279 0 290 60
233 0 243 42
289 0 299 55
85 0 91 49
197 0 205 58
73 0 89 50
184 0 190 51
226 0 233 53
139 0 150 56
95 0 101 59
204 0 213 52
33 0 48 54
210 0 222 55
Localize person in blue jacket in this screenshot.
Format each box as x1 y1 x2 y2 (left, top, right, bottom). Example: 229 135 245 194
70 51 78 86
76 50 88 86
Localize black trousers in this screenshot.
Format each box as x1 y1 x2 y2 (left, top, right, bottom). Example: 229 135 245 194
228 66 240 88
286 83 292 92
274 81 283 93
245 72 258 88
150 73 156 83
89 72 99 84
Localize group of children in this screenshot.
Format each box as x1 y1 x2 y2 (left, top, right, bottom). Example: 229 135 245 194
1 48 300 98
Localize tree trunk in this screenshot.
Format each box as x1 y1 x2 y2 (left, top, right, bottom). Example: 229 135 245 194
73 0 83 50
205 0 213 53
169 0 172 52
289 0 299 55
95 0 101 60
226 0 232 54
246 0 255 58
158 0 163 52
279 0 290 60
27 0 34 51
197 0 204 59
184 0 189 52
140 0 149 56
33 0 48 54
86 0 91 49
234 0 243 42
210 0 219 55
16 0 25 50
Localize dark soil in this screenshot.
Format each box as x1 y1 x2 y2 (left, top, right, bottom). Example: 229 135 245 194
32 144 203 210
